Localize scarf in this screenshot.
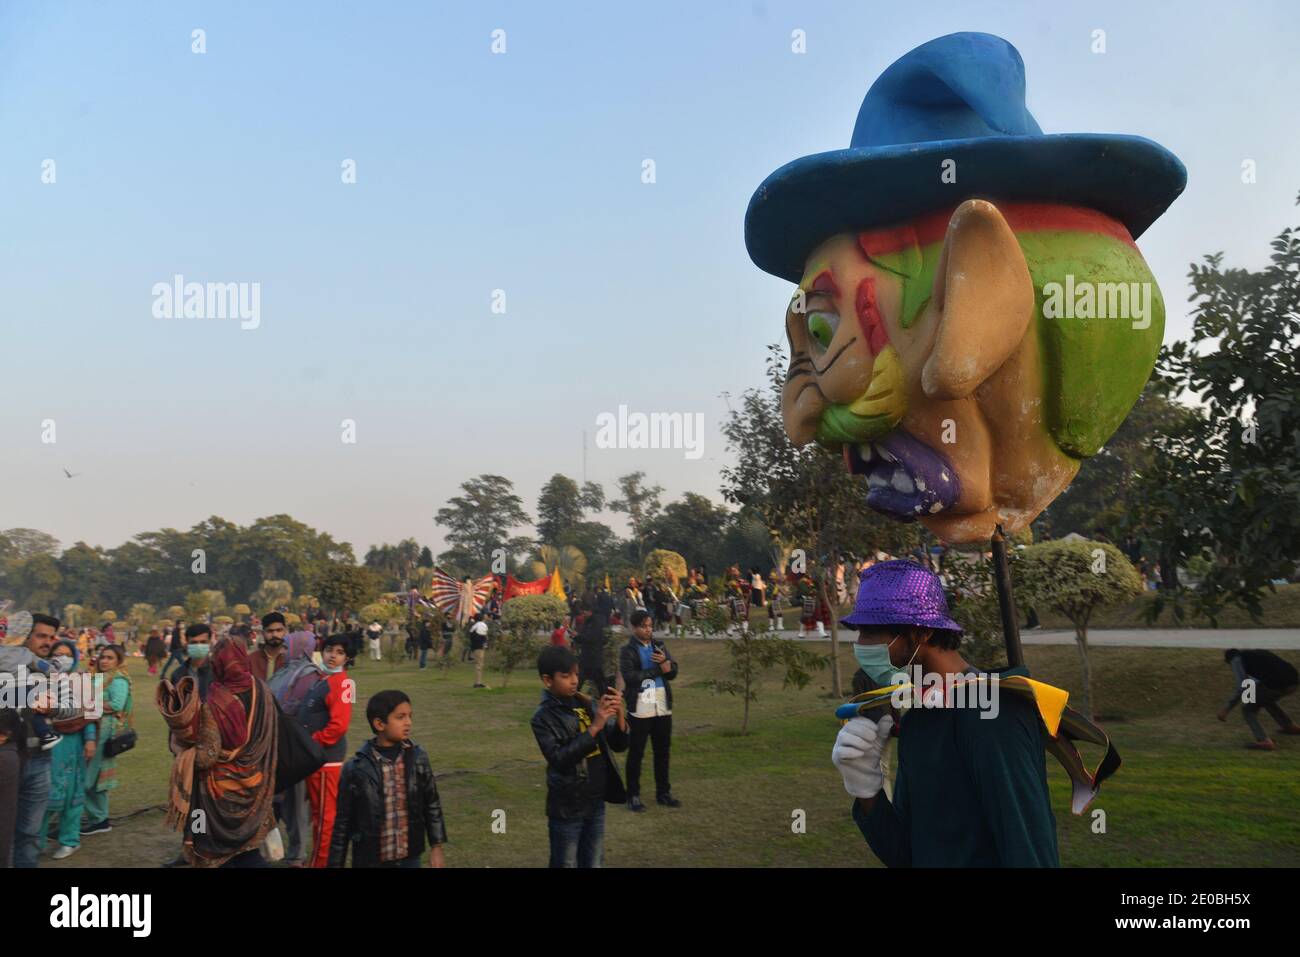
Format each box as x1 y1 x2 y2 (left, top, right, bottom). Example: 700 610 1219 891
157 675 203 832
189 678 278 867
208 638 252 750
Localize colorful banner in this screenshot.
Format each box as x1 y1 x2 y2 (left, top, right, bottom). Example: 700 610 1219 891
503 574 549 600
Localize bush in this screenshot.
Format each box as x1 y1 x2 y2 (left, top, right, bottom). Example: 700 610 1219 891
491 627 543 687
1015 539 1143 717
501 595 568 636
644 549 687 589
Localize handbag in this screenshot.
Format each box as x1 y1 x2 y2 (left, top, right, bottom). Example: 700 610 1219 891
274 699 326 793
104 728 137 757
104 690 137 757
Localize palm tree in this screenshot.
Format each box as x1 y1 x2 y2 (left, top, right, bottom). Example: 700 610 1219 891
251 580 293 613
530 544 588 588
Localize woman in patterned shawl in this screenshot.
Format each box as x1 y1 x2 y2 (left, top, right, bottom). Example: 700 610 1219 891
184 636 278 867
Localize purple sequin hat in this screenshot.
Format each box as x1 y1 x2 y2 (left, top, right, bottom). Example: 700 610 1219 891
840 559 962 633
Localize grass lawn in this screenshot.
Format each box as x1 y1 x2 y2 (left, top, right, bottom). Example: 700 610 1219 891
49 639 1300 868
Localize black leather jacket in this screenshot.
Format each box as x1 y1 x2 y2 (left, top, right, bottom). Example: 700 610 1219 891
327 739 447 867
619 638 678 714
530 691 628 819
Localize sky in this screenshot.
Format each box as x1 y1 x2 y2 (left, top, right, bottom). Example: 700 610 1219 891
2 0 1297 558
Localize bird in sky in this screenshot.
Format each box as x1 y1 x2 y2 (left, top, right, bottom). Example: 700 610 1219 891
62 467 82 478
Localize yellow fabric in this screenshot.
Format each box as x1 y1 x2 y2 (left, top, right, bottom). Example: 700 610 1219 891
845 675 1068 736
547 568 566 598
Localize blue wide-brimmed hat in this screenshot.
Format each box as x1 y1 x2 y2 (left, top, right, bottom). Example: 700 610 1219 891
840 559 962 633
746 32 1186 283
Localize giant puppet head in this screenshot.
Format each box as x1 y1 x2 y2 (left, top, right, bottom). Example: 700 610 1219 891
745 33 1186 543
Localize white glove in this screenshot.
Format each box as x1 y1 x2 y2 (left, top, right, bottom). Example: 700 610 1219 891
831 714 895 799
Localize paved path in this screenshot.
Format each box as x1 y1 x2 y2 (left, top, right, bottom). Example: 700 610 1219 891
1019 628 1300 650
682 627 1300 649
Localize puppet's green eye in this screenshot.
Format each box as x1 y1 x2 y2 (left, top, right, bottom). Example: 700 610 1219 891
807 311 839 353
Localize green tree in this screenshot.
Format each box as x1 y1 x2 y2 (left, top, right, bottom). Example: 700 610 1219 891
529 544 588 588
250 579 294 614
1124 203 1300 621
127 602 157 640
1014 539 1143 718
0 528 60 563
314 564 383 619
363 539 422 590
721 345 922 695
642 493 731 570
184 589 227 621
708 620 826 733
54 542 111 610
609 472 663 562
9 554 63 613
1037 381 1197 541
556 521 624 584
536 475 586 545
435 474 532 572
940 551 1007 671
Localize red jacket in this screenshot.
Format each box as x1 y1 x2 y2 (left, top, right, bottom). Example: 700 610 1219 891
303 670 353 764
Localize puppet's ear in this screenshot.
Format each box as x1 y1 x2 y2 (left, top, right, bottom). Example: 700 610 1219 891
921 199 1034 401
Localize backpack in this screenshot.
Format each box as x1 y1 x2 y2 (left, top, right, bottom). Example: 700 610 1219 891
268 659 323 717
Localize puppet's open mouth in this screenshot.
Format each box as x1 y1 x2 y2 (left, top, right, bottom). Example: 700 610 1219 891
843 431 962 520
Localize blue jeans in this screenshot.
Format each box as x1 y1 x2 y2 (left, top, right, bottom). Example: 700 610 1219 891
548 802 605 868
419 647 429 668
14 752 52 868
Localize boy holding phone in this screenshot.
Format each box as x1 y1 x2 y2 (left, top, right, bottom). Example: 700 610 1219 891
619 609 680 811
531 646 629 868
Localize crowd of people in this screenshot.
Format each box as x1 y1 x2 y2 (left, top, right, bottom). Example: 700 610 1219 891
4 555 1294 871
0 586 688 870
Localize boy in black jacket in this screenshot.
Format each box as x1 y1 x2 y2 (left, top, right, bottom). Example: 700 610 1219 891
531 646 628 868
327 690 447 868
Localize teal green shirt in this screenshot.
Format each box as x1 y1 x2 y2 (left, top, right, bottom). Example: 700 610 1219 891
853 666 1059 867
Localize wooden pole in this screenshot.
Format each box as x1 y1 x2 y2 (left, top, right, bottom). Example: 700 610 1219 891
990 524 1024 668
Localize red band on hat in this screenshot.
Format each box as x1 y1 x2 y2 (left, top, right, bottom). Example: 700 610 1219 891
859 201 1136 254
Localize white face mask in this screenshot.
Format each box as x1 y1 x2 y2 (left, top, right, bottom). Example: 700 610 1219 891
51 655 74 672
